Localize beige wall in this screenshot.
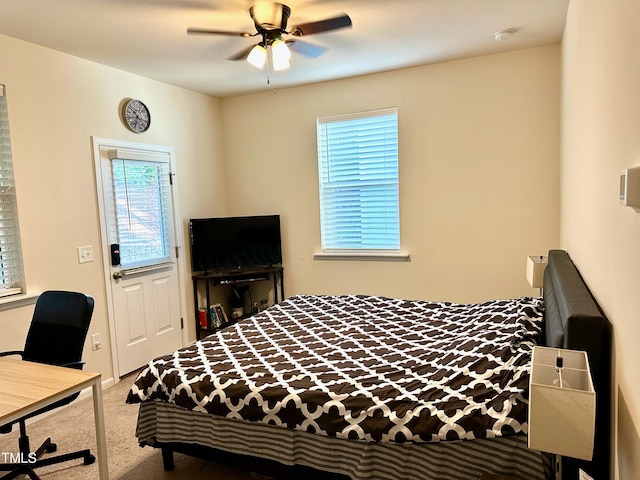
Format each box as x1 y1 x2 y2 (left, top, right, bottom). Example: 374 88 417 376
562 1 640 478
0 29 566 451
221 45 561 303
0 33 228 379
2 5 635 475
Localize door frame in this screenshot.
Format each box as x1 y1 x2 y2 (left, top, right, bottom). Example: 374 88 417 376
91 136 189 380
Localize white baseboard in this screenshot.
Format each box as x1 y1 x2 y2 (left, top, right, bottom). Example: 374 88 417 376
76 376 116 402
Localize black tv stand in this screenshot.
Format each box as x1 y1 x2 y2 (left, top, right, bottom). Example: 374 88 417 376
202 265 278 276
192 265 284 340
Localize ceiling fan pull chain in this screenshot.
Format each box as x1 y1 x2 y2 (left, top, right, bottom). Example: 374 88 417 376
265 56 277 94
267 75 278 95
266 55 271 87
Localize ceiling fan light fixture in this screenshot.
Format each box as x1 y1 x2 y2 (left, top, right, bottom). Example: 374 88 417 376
188 3 352 75
250 2 291 30
271 38 291 70
272 56 290 71
247 43 267 68
272 38 291 60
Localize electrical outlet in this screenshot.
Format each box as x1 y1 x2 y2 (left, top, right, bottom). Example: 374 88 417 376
91 333 102 351
77 245 94 264
578 469 594 480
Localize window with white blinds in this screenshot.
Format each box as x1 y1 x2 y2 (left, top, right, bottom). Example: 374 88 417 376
108 153 174 271
0 85 24 296
317 107 400 252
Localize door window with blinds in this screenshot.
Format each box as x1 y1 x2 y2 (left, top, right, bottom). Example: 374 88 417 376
106 150 175 271
0 85 24 296
316 107 400 252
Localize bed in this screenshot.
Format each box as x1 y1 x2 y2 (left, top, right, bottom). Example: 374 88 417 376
126 249 611 480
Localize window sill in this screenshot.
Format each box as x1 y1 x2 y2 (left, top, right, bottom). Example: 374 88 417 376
313 251 410 262
0 292 40 312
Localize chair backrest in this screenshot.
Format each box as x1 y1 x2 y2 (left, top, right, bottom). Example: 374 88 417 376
22 291 94 367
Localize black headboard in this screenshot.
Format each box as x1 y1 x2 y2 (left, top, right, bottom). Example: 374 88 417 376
543 249 611 480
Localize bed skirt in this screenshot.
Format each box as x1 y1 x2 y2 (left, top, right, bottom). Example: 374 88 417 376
135 401 552 480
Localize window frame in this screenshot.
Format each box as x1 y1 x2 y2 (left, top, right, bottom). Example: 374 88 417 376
314 107 408 261
105 149 176 273
0 84 26 297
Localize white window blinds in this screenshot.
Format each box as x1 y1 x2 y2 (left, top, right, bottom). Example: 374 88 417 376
107 149 175 271
317 107 400 251
0 85 24 295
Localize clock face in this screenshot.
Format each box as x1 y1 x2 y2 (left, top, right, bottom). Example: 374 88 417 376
122 99 150 133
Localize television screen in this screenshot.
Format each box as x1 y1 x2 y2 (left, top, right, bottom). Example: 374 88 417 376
189 215 282 273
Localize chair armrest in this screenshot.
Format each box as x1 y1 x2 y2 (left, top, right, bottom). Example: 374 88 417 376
60 360 85 370
0 351 24 358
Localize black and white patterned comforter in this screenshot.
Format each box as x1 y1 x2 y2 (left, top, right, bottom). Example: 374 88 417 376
126 294 543 444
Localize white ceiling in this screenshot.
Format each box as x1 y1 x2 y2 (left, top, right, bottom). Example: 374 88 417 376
0 0 569 98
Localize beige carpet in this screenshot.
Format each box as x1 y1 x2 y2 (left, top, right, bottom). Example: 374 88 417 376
0 371 255 480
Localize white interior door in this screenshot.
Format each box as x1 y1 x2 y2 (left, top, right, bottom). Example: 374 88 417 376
93 138 185 377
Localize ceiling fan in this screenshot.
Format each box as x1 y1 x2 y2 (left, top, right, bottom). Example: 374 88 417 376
187 2 352 70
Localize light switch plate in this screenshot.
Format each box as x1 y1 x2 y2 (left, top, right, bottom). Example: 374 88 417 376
91 333 102 351
77 245 94 264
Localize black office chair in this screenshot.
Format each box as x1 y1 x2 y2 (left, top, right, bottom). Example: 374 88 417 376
0 290 95 480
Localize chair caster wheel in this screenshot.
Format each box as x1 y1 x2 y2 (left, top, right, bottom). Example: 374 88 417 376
45 443 57 453
84 454 96 465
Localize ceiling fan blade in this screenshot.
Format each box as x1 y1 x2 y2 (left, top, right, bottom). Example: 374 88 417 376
289 13 352 36
187 27 254 38
286 39 327 58
227 44 259 61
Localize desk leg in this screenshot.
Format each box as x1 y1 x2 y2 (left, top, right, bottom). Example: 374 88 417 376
92 379 109 479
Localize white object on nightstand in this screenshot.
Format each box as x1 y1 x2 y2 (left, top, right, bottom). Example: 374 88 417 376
528 346 596 461
619 166 640 208
578 468 595 480
526 255 548 291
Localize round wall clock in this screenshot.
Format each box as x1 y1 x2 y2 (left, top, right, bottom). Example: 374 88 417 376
121 99 151 133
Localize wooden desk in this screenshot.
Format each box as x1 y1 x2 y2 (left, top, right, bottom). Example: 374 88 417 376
0 357 108 479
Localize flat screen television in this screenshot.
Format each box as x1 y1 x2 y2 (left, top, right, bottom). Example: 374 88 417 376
189 215 282 273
